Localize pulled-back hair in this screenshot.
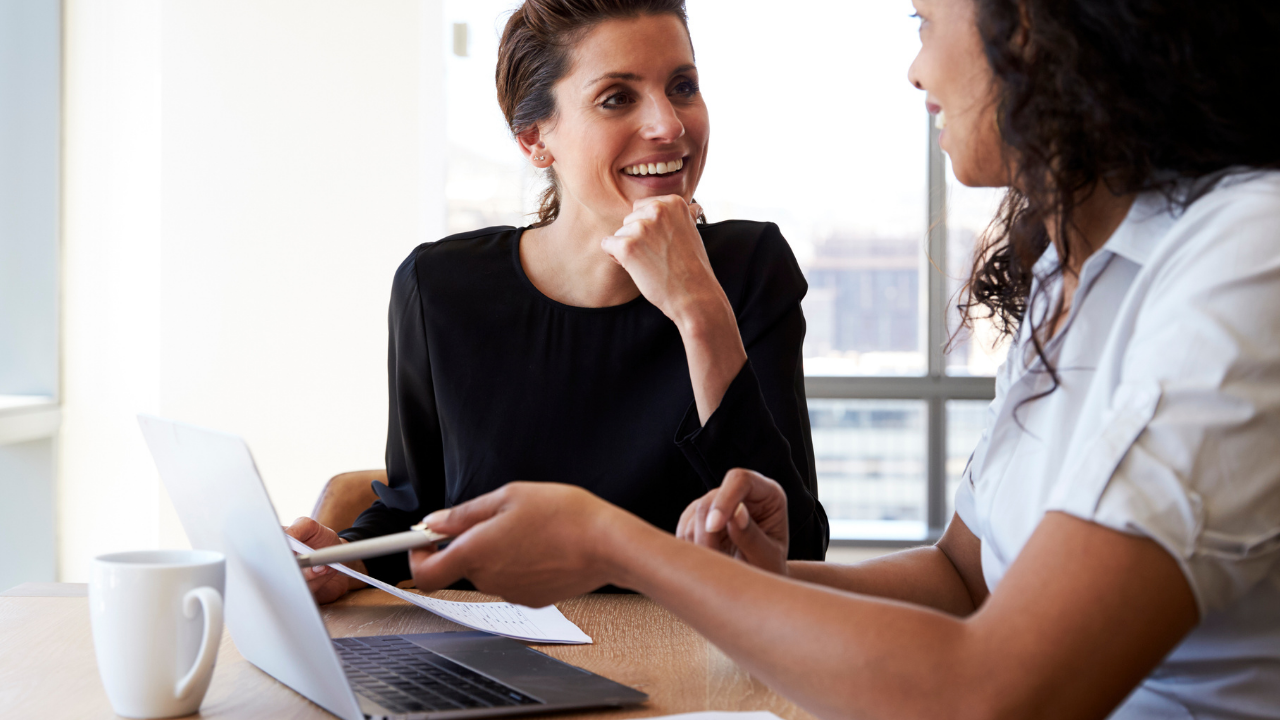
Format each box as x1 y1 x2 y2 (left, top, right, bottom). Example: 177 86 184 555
496 0 692 226
959 0 1280 372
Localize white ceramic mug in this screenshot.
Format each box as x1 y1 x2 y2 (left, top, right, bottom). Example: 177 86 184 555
89 550 226 719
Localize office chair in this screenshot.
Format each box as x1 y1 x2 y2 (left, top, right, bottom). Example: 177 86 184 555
310 469 388 533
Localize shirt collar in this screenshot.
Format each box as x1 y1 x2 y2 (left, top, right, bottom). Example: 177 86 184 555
1029 191 1175 276
1097 192 1176 267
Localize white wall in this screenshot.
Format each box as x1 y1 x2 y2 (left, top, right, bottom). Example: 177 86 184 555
60 0 445 581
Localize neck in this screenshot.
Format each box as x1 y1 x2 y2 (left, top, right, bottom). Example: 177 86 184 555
1047 185 1136 277
1040 185 1136 340
521 200 639 308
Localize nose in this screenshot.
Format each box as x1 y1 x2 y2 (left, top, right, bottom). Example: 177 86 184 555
641 94 685 143
907 51 924 91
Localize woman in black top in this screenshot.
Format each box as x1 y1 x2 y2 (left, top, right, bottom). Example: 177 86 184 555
288 0 827 598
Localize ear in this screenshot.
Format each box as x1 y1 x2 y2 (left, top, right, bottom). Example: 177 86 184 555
516 125 553 169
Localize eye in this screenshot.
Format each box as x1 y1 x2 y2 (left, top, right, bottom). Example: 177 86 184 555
601 92 634 109
670 79 700 98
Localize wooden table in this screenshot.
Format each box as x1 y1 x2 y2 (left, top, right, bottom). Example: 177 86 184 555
0 583 813 719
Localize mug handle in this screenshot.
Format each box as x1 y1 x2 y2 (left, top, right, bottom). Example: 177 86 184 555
175 586 223 700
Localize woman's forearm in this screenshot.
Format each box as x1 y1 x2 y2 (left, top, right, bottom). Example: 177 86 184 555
672 294 748 424
788 548 977 617
605 520 980 720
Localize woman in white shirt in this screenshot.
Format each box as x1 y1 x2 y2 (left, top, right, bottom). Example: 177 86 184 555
401 0 1280 717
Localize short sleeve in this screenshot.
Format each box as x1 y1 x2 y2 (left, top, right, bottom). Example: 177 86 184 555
1046 190 1280 616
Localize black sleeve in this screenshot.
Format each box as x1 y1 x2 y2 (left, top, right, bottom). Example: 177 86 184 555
674 225 829 560
338 249 447 584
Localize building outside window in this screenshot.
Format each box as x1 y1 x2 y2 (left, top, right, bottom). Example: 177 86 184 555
441 0 1009 544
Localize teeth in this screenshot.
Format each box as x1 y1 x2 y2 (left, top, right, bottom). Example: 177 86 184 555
623 157 684 176
934 110 947 130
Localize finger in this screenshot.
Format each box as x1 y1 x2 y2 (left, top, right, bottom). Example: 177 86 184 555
692 501 725 551
600 233 640 266
620 202 657 225
305 569 334 594
678 490 717 540
704 470 757 533
285 516 320 541
599 236 625 265
677 500 698 542
630 195 666 211
625 195 682 223
725 510 779 567
420 486 510 536
611 218 646 239
706 469 778 532
408 541 469 592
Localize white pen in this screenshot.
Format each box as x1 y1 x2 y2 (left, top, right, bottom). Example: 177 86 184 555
294 522 450 568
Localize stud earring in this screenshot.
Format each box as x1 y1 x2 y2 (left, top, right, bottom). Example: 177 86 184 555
534 155 546 161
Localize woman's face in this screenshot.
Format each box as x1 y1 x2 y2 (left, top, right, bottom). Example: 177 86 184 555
908 0 1006 187
528 14 709 225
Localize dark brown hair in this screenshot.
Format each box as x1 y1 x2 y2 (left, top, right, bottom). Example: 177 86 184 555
496 0 692 226
956 0 1280 390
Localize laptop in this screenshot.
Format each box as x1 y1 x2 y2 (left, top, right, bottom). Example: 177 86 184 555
137 414 648 720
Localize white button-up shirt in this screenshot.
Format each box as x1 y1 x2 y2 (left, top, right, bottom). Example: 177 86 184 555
954 171 1280 719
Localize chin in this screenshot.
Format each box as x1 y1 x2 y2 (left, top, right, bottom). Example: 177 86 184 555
944 130 1007 188
948 152 999 189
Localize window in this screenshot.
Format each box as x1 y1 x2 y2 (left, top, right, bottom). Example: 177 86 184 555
442 0 535 234
441 1 1009 544
688 1 1007 543
1 0 61 590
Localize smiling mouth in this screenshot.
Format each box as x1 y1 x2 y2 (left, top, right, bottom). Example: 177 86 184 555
622 157 685 177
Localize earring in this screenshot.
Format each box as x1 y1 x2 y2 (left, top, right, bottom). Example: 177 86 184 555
534 155 546 161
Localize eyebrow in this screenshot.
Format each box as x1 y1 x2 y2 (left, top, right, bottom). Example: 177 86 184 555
583 64 697 89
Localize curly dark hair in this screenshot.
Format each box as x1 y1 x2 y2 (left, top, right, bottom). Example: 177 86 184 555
959 0 1280 372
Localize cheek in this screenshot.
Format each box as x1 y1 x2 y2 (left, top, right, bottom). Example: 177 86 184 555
949 105 1005 187
687 113 710 156
554 131 620 194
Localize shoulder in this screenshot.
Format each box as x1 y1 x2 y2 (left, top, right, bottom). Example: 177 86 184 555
1146 171 1280 287
1172 170 1280 248
1122 171 1280 367
699 219 806 308
394 225 520 291
699 219 794 263
415 226 520 265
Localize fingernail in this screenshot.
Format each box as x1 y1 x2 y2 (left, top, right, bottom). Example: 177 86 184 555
734 503 750 530
705 508 724 533
424 509 451 528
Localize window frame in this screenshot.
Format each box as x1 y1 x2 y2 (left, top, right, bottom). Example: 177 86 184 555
806 119 996 547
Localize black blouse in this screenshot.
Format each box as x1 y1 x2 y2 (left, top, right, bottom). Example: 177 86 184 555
340 220 829 584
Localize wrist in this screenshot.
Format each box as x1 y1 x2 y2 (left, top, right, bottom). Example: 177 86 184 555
593 508 665 592
670 291 737 343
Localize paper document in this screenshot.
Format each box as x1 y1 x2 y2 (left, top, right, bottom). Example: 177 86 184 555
287 536 592 645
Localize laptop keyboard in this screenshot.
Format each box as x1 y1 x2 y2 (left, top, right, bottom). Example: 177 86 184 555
333 636 543 714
